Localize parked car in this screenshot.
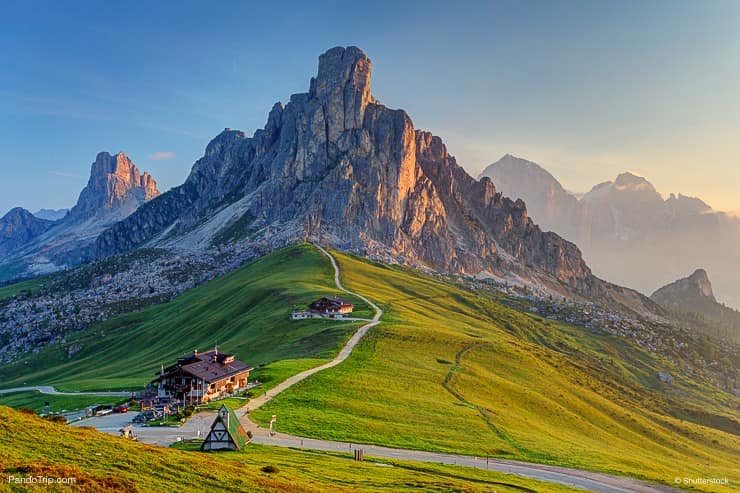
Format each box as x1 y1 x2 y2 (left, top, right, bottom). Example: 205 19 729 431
132 409 162 423
113 405 128 413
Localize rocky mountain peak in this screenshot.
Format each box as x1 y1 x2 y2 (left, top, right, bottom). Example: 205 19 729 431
686 269 715 299
309 46 377 140
68 151 160 222
95 46 663 316
652 268 716 305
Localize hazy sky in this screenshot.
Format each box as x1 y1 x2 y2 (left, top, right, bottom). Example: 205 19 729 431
2 0 739 216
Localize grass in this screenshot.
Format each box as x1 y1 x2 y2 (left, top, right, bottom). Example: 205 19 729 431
0 406 585 492
248 358 330 398
0 278 44 301
251 249 740 492
0 391 124 414
0 244 368 391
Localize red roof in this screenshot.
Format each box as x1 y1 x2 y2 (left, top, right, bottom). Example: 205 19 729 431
159 350 252 384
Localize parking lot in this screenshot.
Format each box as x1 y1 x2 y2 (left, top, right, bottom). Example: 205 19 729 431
70 410 218 446
70 411 135 433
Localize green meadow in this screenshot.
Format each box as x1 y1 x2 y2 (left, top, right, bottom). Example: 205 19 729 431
0 245 367 391
251 249 740 492
0 406 585 493
0 278 43 301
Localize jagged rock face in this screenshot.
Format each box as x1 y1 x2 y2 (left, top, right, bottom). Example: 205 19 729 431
68 152 159 222
97 46 617 297
0 208 53 256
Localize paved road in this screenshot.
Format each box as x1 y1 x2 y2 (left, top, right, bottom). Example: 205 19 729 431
71 411 217 444
0 385 131 396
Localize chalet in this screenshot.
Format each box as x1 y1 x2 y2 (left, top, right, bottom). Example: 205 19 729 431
201 404 250 451
310 296 354 314
291 296 354 320
154 349 252 405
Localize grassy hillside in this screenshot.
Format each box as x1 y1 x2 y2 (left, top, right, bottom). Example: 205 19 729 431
251 250 740 492
0 244 370 391
2 244 738 490
0 278 43 301
0 391 124 414
0 406 584 493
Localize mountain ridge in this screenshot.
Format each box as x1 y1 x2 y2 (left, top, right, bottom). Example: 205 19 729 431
93 46 659 316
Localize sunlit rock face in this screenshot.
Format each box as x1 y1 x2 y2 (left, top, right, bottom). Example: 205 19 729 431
68 151 159 222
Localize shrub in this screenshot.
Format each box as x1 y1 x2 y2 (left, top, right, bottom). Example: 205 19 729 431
44 415 68 424
18 408 36 415
261 465 279 474
246 430 253 439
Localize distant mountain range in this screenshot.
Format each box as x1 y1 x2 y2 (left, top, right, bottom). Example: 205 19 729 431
479 155 740 309
0 152 158 278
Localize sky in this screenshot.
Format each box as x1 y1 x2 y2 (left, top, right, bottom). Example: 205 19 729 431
1 0 739 216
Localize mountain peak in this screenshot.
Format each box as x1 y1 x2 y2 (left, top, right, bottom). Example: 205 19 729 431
0 207 53 256
69 151 159 222
309 46 376 140
613 172 657 193
651 268 716 305
687 268 714 298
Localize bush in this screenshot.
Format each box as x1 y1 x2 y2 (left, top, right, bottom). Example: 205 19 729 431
44 415 68 424
261 465 279 474
18 408 36 415
182 406 195 418
246 430 253 439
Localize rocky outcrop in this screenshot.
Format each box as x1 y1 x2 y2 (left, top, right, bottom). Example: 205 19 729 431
0 208 53 256
68 152 159 222
95 46 660 313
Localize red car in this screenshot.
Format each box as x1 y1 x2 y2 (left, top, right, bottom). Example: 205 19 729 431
113 405 128 413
